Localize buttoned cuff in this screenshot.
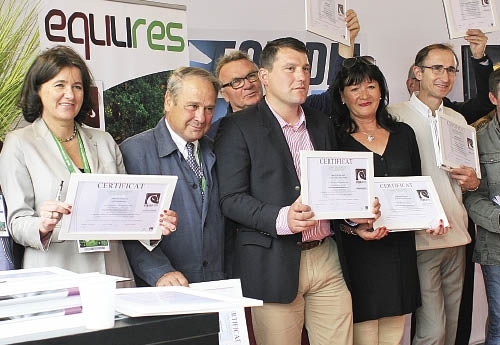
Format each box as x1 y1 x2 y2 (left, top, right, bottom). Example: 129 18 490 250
276 206 294 235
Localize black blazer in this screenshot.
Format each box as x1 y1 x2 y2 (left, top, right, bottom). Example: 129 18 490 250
214 98 347 303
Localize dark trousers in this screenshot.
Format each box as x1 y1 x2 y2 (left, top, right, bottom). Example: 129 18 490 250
454 220 476 345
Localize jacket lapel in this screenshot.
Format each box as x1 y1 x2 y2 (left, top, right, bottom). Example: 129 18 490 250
304 108 328 151
259 101 300 183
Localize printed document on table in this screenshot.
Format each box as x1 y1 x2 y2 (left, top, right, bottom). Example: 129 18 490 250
191 279 255 345
305 0 350 45
114 284 262 317
373 176 449 232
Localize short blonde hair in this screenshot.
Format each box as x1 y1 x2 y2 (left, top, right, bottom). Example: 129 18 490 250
215 51 258 78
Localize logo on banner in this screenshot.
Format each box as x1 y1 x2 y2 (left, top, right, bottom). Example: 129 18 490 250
189 39 359 87
44 9 186 60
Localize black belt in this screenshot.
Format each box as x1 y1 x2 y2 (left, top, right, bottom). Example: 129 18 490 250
297 239 323 251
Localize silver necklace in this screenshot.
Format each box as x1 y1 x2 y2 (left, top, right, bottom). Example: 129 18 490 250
359 131 375 142
56 126 77 143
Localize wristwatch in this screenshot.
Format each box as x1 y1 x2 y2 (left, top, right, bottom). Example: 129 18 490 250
344 219 359 227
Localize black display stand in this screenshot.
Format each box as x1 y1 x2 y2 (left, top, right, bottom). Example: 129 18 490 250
10 313 219 345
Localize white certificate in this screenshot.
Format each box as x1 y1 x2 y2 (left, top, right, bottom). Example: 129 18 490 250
58 173 177 240
300 150 374 219
442 0 498 39
190 279 251 345
373 176 449 232
305 0 350 45
436 112 481 178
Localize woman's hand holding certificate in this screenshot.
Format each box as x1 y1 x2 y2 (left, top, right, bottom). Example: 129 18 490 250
372 176 449 232
426 219 448 236
343 197 389 240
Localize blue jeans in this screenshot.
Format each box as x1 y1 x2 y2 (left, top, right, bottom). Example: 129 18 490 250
482 264 500 345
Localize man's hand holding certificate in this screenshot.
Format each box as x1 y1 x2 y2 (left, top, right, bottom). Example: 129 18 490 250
300 150 375 220
435 112 481 178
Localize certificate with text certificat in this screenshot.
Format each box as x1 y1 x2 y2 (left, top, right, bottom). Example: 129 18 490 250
373 176 449 232
300 150 374 220
58 173 177 240
436 112 481 178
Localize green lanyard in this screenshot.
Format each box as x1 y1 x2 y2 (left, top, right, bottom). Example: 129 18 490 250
52 130 91 173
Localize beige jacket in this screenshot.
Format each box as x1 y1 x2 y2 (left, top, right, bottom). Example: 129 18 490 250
389 96 471 250
0 118 134 285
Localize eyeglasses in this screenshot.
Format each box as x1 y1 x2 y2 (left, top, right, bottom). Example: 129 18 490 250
221 71 259 89
342 56 376 69
419 65 459 75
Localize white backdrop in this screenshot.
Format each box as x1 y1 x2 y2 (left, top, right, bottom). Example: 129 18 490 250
171 0 500 104
169 1 496 344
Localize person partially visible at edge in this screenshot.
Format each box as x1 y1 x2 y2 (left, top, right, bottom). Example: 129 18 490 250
0 140 14 271
406 29 493 345
464 68 500 345
388 43 480 345
214 36 380 345
207 9 360 139
120 67 226 287
0 46 176 285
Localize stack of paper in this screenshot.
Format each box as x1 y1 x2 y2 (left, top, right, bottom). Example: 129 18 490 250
0 267 86 341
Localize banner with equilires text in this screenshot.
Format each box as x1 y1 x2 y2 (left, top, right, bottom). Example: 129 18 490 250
38 0 188 140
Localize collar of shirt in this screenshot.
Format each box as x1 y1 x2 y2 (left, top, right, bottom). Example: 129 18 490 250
164 118 200 162
265 98 307 130
409 92 444 119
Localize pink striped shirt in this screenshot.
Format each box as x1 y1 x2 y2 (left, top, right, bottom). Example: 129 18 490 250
268 101 332 242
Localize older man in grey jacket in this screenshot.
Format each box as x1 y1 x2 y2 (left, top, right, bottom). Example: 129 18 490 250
120 67 225 287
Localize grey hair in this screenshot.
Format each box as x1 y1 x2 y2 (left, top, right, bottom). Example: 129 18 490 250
166 66 221 105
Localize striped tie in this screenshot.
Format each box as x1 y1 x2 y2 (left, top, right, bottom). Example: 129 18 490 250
186 142 204 198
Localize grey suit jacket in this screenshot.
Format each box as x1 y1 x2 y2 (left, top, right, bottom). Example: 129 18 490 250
0 118 133 281
120 119 225 286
